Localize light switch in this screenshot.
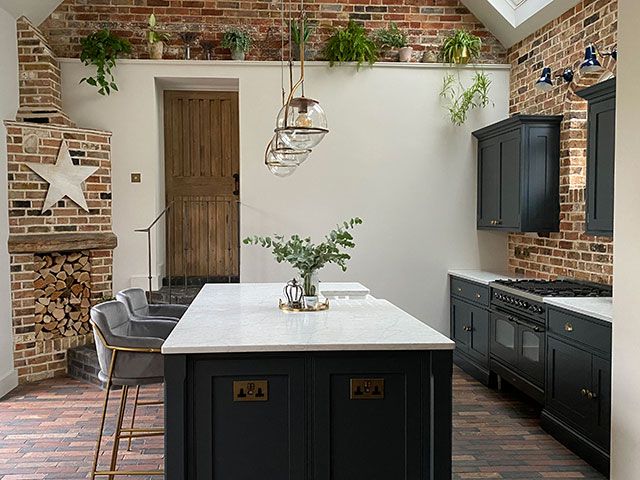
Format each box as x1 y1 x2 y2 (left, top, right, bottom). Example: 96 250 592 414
131 172 141 183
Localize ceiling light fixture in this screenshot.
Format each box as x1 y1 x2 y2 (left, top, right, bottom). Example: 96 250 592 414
264 0 328 177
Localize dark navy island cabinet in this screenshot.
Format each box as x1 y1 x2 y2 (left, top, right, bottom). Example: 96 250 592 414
577 78 616 237
449 277 491 385
542 307 612 476
472 115 563 233
165 350 453 480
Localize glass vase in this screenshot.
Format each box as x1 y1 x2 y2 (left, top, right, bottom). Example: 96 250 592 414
301 271 319 297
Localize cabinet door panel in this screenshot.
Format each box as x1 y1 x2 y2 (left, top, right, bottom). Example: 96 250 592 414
467 305 489 365
546 336 593 430
312 354 423 480
592 356 611 449
451 298 469 352
192 357 305 480
478 139 501 228
499 133 521 228
587 98 615 235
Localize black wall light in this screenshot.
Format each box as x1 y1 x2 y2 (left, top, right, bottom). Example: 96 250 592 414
535 42 617 91
535 67 575 91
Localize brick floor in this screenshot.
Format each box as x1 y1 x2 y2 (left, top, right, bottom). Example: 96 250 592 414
0 367 606 479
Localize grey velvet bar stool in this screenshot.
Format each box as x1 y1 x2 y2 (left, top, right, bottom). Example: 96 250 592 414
89 300 175 479
116 287 188 323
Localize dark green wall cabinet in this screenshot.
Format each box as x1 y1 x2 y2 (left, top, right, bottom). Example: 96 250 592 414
577 79 616 237
472 115 562 232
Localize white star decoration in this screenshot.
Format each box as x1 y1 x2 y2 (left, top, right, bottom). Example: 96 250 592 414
26 141 99 213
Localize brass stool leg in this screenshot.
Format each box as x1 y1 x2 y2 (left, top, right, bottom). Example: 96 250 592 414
108 385 129 480
91 351 117 480
127 385 141 451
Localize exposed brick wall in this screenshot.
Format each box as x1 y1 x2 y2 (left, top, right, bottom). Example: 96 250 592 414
16 17 74 126
507 0 616 284
39 0 506 62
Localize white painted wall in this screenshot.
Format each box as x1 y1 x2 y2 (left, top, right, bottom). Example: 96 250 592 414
60 59 510 334
611 0 640 477
0 6 19 398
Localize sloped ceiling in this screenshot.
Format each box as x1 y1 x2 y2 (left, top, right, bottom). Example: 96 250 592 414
461 0 581 48
0 0 63 26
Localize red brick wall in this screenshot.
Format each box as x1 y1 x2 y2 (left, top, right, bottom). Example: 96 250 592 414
507 0 616 284
39 0 506 62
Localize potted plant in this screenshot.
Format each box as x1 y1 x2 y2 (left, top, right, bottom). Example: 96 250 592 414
440 29 482 64
440 71 492 125
79 29 132 95
375 23 412 62
221 27 252 60
291 19 315 61
147 14 170 59
324 21 378 68
243 218 363 307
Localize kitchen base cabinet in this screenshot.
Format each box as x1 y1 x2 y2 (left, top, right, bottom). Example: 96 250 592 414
543 308 612 477
165 351 453 480
450 277 491 386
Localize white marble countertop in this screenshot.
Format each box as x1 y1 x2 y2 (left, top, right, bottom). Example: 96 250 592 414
544 297 613 323
162 283 454 354
319 282 370 298
448 269 522 285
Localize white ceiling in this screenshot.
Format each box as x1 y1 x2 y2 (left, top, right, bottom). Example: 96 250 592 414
461 0 581 48
0 0 63 25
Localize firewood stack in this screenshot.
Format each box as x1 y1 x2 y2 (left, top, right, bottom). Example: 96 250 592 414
33 251 92 340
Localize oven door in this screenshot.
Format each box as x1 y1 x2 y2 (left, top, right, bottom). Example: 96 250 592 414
490 310 518 366
515 318 545 387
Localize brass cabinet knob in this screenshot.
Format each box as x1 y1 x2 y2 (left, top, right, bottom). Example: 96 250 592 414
580 388 588 397
564 323 574 332
475 293 481 299
457 287 462 292
587 391 597 400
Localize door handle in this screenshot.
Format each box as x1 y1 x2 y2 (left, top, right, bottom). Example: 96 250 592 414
233 173 240 196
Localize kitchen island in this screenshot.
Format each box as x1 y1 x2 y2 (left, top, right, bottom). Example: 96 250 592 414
162 283 454 480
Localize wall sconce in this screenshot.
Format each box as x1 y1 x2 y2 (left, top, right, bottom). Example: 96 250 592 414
535 67 574 91
579 44 617 73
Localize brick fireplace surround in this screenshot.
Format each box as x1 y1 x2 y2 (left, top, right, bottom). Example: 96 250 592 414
5 17 116 384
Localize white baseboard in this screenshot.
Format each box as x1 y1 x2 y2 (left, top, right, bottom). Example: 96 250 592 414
0 368 18 399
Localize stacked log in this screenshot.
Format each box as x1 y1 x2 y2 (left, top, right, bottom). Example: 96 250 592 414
33 250 92 340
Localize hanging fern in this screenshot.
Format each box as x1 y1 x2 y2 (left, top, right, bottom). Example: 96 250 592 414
440 71 492 126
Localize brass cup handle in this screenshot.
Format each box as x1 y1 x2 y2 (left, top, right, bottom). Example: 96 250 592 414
564 323 574 332
587 391 597 400
580 388 588 397
463 325 472 332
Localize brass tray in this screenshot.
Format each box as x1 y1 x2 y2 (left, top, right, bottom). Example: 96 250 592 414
278 299 330 312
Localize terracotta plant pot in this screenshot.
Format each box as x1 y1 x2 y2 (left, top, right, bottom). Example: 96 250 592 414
453 46 470 64
231 49 245 61
149 41 164 60
399 46 413 62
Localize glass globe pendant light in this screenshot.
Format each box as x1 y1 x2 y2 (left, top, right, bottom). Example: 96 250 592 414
264 133 311 177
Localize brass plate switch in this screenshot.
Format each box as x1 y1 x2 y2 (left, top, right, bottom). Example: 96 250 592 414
233 380 268 402
350 378 384 400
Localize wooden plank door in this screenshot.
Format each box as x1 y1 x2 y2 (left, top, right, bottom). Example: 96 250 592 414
164 90 240 283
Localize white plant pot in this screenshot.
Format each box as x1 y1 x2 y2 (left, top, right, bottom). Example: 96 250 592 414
399 46 413 62
231 49 245 61
149 41 164 60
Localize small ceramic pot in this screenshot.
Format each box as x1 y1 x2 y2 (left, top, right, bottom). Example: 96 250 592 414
149 41 164 60
231 49 245 61
304 295 319 309
399 46 413 62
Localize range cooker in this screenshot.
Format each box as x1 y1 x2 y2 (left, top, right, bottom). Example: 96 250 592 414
487 279 612 402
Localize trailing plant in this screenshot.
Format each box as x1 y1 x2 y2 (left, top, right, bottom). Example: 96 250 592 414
80 29 132 96
440 71 492 126
323 21 378 67
221 27 252 53
148 14 170 44
440 29 482 64
243 218 363 295
291 19 315 46
374 22 407 49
